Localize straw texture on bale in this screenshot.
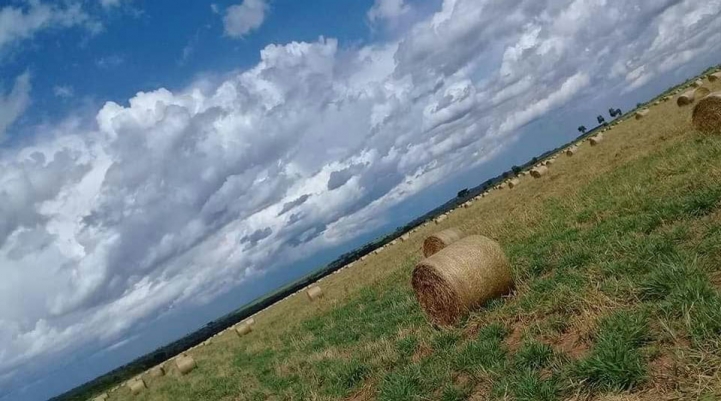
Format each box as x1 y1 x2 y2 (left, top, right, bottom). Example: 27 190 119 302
149 365 165 378
306 285 324 301
235 322 252 336
589 134 603 146
176 355 196 375
692 92 721 134
423 228 464 258
530 165 548 178
635 109 649 120
508 178 520 189
695 87 711 99
411 235 513 326
128 379 146 395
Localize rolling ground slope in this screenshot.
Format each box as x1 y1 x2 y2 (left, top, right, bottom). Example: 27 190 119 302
104 76 721 400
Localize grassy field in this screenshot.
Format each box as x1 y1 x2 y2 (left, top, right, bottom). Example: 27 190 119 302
102 77 721 400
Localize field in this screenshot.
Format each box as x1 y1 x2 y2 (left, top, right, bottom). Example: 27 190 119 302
101 76 721 400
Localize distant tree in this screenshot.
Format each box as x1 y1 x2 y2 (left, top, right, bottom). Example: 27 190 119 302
578 125 587 134
636 103 642 109
457 188 469 198
615 108 622 117
531 157 538 164
609 108 617 118
511 165 522 175
597 115 606 125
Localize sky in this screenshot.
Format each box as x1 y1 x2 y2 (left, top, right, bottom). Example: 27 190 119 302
1 0 721 399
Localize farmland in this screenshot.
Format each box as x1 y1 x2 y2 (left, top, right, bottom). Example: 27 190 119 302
89 74 721 400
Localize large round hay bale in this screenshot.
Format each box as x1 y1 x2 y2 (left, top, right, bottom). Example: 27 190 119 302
677 89 696 106
508 178 520 188
423 228 463 258
709 72 721 82
692 92 721 134
176 355 196 375
691 79 703 88
235 322 252 336
530 165 548 178
635 109 649 120
566 146 578 156
589 134 603 146
306 285 323 301
695 87 711 99
128 379 146 395
411 235 513 326
149 365 165 378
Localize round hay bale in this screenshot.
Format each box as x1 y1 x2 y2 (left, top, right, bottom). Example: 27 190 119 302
545 158 555 166
530 165 548 178
692 92 721 134
695 87 711 99
93 393 109 401
127 379 146 395
635 109 649 120
565 146 578 156
306 285 323 301
462 202 472 208
589 134 603 146
245 317 255 326
677 89 696 106
176 355 196 375
235 322 252 336
692 79 703 88
709 72 721 82
434 214 448 224
423 228 463 258
149 365 165 378
508 178 520 189
400 233 410 242
411 235 513 326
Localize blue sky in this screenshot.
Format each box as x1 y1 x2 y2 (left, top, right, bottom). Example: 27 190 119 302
1 0 721 400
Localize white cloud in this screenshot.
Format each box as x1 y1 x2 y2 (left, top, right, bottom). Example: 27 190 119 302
0 1 100 57
53 85 74 99
3 0 721 398
0 72 31 140
368 0 411 22
95 54 124 69
223 0 268 38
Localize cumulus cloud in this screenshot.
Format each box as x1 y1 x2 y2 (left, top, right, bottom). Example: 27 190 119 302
0 1 101 57
368 0 411 22
0 72 31 140
223 0 268 38
3 0 721 398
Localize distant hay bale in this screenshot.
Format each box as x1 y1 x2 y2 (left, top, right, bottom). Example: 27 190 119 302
400 233 410 242
508 178 520 188
462 201 473 208
245 317 255 325
653 101 660 106
692 92 721 134
434 214 448 224
423 228 464 258
678 89 697 106
709 72 721 82
306 285 324 301
176 355 196 375
635 109 649 120
93 393 109 401
235 322 252 336
149 365 165 378
589 134 604 146
695 87 711 100
411 235 514 326
545 158 555 166
128 379 146 395
691 79 703 88
530 165 548 178
498 182 506 189
566 146 578 156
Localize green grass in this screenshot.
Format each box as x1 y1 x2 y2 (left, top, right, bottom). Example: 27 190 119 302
102 84 721 401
